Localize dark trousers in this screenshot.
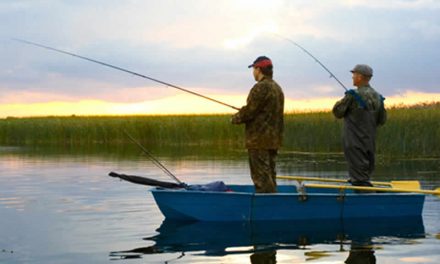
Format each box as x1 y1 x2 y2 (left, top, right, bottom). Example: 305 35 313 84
344 146 375 185
248 149 278 193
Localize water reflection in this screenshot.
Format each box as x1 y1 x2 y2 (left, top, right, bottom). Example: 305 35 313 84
344 242 376 264
110 216 425 262
1 147 439 263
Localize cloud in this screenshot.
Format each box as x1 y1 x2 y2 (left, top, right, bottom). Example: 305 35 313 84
0 0 439 114
1 1 336 50
341 0 440 9
223 21 280 50
0 85 174 104
410 20 440 39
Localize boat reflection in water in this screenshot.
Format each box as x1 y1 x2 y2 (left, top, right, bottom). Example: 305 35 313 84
110 216 425 263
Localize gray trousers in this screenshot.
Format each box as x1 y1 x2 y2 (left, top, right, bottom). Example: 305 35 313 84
344 146 375 185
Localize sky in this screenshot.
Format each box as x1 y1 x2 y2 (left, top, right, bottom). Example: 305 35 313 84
1 0 439 117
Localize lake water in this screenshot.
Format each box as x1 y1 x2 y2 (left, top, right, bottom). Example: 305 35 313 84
0 147 439 263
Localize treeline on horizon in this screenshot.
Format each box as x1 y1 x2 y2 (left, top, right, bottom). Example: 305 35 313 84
0 102 439 157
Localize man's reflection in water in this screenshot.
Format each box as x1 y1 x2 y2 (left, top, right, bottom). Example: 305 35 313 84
345 242 376 264
250 249 276 264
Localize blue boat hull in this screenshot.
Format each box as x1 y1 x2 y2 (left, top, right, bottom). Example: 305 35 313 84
151 185 425 221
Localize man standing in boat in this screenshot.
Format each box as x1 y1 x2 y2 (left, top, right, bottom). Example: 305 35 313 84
333 64 387 187
231 56 284 193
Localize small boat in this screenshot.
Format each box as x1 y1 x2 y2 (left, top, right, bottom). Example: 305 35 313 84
108 172 428 222
151 185 425 221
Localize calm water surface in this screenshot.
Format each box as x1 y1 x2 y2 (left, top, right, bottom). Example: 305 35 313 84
0 147 439 263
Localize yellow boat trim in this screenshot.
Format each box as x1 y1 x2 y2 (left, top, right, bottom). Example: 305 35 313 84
303 183 440 197
277 176 421 190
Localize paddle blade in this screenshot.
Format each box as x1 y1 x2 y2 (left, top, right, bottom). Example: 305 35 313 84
435 188 440 198
390 181 421 190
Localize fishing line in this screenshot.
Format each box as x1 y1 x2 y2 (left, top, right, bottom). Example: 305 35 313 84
274 34 348 91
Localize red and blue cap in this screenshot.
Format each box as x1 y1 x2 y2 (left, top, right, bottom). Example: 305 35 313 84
248 56 273 68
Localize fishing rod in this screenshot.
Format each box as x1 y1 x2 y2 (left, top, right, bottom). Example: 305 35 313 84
275 34 348 91
12 38 240 110
123 130 183 185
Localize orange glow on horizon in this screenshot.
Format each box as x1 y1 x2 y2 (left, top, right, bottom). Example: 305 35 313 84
0 91 439 118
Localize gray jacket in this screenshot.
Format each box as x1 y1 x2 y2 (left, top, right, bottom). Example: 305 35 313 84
333 85 387 152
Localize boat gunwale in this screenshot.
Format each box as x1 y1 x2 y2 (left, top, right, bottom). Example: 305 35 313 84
150 186 426 197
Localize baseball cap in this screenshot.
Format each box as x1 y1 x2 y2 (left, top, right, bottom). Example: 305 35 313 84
248 56 273 68
350 64 373 77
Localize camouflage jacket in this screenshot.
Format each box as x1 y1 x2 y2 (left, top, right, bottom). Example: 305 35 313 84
332 85 387 151
231 77 284 149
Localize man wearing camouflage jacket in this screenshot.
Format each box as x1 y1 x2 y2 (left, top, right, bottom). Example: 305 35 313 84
232 56 284 193
333 64 387 187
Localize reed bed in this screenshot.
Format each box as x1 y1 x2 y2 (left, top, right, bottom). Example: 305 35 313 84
0 102 439 157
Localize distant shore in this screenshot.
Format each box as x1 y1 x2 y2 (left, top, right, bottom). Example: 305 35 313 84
0 102 439 158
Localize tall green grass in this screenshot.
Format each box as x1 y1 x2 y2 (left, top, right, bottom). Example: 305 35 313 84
0 115 242 148
377 102 440 156
0 103 439 157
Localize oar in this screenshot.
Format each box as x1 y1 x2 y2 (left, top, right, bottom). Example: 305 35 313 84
108 172 185 189
277 176 421 190
303 183 440 197
109 172 230 192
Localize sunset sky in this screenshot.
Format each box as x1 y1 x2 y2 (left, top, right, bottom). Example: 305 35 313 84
1 0 439 117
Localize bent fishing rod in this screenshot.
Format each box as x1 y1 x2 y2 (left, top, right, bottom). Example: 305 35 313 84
12 38 240 110
275 34 348 91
